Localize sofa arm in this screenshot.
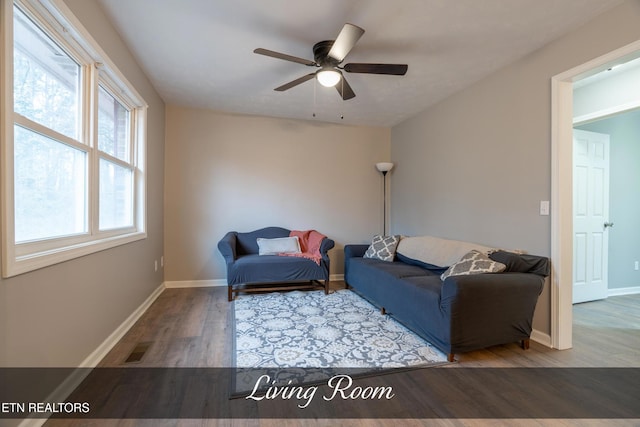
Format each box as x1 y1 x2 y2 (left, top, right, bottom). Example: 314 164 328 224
344 244 369 259
441 272 544 302
217 232 238 264
320 237 335 256
441 272 545 352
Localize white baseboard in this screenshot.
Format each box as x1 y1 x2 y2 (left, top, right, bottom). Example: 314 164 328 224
164 279 226 288
530 328 552 348
164 276 345 289
17 282 165 427
608 285 640 297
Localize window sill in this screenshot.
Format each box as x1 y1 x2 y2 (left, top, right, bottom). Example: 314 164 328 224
3 231 147 278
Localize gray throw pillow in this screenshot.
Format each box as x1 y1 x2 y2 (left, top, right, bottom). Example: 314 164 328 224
440 250 506 280
363 235 400 262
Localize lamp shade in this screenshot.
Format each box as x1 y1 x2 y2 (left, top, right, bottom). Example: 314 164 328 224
317 68 341 87
376 162 394 173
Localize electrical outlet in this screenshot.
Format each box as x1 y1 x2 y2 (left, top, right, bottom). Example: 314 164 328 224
161 256 164 267
154 260 158 272
635 261 639 271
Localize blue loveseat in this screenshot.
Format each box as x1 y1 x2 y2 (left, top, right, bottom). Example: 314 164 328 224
218 226 334 301
344 236 549 362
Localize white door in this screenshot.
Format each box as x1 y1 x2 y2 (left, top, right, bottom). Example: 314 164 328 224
573 129 611 304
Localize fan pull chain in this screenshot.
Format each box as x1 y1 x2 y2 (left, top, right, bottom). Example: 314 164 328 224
340 77 344 120
312 77 317 118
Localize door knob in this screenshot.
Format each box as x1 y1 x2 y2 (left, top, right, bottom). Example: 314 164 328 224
604 222 614 228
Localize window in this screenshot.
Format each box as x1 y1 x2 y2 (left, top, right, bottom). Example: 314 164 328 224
97 84 134 231
1 0 147 277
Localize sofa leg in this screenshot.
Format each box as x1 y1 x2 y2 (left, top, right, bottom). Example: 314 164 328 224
381 307 386 315
228 285 233 302
324 280 329 295
447 353 455 363
521 338 530 350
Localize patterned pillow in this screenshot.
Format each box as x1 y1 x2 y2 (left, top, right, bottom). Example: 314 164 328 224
364 235 400 262
440 250 506 280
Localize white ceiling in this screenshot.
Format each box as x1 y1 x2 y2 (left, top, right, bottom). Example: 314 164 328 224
97 0 623 127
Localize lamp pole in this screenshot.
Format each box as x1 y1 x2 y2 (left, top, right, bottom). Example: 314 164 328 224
375 162 394 236
382 170 388 235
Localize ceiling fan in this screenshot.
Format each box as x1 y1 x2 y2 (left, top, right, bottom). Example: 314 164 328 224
254 23 408 100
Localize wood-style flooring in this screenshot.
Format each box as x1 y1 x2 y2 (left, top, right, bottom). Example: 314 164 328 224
44 283 640 427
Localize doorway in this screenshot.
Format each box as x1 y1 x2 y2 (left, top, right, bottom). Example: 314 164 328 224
550 40 640 350
574 109 640 303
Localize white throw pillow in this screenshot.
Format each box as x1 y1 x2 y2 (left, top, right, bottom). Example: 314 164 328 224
257 236 301 255
396 235 494 268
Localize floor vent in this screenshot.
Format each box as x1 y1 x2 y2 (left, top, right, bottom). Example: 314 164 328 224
124 342 152 364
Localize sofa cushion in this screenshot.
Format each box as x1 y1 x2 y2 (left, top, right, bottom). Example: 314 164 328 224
348 257 436 281
229 254 325 284
395 252 448 275
364 235 400 262
441 250 506 280
397 235 494 268
257 236 300 255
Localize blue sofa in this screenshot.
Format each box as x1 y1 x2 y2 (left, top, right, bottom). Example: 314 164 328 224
344 237 549 362
218 226 334 301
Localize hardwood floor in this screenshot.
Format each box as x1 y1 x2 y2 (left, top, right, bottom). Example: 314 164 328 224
44 283 640 427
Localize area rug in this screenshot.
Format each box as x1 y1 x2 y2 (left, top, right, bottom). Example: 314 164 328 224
231 289 448 396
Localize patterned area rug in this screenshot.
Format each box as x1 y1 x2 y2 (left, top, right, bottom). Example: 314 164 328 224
232 289 447 395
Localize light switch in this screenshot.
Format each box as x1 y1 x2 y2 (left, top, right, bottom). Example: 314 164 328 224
540 200 550 216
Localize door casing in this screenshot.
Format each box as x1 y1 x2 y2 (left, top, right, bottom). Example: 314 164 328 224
551 39 640 350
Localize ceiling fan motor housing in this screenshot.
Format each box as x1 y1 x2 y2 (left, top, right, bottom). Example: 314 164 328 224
313 40 340 66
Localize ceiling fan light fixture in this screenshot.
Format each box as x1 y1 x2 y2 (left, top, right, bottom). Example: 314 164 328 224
317 68 341 87
254 22 408 100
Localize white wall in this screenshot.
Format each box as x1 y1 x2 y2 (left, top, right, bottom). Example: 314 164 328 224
574 59 640 119
164 106 390 282
390 0 640 335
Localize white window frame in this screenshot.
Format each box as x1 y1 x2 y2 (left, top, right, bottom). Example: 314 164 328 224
1 0 147 277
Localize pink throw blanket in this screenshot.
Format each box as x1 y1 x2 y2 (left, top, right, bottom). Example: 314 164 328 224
280 230 326 265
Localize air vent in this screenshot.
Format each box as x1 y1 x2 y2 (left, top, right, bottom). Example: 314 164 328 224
124 342 152 364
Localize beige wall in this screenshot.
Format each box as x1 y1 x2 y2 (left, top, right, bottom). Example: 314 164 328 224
164 106 390 282
390 0 640 335
0 0 165 368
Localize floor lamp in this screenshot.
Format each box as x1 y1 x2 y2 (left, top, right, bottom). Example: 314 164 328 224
376 162 394 236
